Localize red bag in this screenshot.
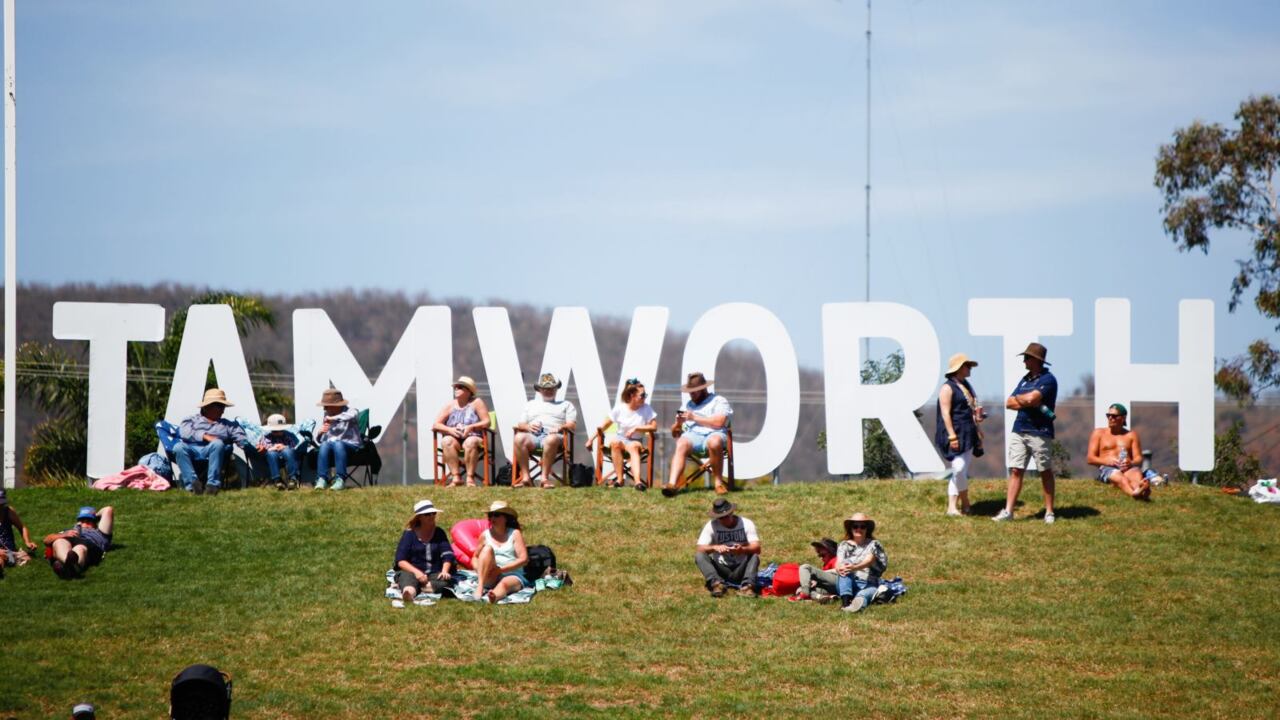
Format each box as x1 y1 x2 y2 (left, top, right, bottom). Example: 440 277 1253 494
449 518 490 569
772 562 800 595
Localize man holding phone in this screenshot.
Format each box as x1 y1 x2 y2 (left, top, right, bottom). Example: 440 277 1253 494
693 498 761 597
662 372 733 496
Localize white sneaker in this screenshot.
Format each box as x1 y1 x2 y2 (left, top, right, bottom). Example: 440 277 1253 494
390 599 405 609
842 595 868 613
413 595 434 606
1044 512 1056 524
992 509 1014 522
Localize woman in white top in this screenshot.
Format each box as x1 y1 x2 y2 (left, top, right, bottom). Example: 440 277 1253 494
472 501 528 603
587 380 658 490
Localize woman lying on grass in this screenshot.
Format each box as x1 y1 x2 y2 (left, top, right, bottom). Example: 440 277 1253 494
473 501 528 603
837 512 888 613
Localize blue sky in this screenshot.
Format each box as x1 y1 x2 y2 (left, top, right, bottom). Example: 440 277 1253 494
8 1 1280 388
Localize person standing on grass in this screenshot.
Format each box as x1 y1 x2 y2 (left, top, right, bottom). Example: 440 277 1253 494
694 498 761 597
935 353 986 516
586 378 658 490
837 512 888 613
314 387 362 491
433 376 491 487
1086 403 1154 501
43 506 115 579
173 387 249 496
995 342 1059 524
392 500 456 608
472 501 528 603
0 489 38 576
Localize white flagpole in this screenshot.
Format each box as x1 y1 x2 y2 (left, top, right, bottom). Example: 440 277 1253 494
3 0 17 488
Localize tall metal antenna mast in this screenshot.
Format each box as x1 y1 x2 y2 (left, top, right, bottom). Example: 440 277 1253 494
863 0 871 365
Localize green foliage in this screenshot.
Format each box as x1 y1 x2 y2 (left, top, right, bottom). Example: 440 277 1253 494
1046 439 1074 479
22 417 87 481
2 482 1278 717
816 350 911 478
1154 94 1280 402
1177 420 1263 488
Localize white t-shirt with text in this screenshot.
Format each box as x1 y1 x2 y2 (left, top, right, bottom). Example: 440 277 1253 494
697 516 760 547
521 398 578 433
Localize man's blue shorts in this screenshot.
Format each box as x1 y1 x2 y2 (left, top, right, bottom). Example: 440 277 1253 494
685 430 727 455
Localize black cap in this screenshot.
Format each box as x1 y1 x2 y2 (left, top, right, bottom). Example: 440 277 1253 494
810 538 838 556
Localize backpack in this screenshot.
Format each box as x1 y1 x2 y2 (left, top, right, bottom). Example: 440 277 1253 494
569 463 594 488
525 544 557 581
495 463 513 487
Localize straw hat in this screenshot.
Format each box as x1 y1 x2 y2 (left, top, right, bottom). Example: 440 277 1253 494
487 500 518 520
681 372 714 393
199 388 234 408
843 512 876 536
316 388 348 407
264 413 290 431
945 353 979 376
534 373 562 390
453 376 478 395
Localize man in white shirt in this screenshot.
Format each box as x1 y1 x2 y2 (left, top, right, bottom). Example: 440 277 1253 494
662 372 734 497
512 373 579 488
694 498 761 597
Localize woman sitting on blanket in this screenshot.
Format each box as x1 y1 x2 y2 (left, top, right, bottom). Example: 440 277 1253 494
836 512 888 613
393 500 456 608
473 501 528 603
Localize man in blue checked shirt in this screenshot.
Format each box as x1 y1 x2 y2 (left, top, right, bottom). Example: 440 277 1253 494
994 343 1059 524
172 387 249 496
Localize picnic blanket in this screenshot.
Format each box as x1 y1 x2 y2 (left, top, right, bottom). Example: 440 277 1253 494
91 464 171 492
383 568 563 607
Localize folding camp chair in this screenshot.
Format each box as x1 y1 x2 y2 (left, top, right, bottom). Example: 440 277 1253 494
516 426 575 487
432 412 498 486
668 419 735 493
301 409 382 487
593 424 655 488
154 420 252 490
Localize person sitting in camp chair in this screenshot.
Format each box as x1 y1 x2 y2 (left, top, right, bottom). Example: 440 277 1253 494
43 506 115 579
172 388 249 496
432 376 491 487
257 413 301 490
586 379 657 490
314 387 362 491
512 373 578 489
662 372 733 497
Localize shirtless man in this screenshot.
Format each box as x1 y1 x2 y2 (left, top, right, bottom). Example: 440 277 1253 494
1086 403 1151 500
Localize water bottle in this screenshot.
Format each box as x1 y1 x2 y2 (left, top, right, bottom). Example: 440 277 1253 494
1038 405 1056 420
1118 447 1129 467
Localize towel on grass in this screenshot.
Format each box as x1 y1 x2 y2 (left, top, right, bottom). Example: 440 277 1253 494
383 569 538 606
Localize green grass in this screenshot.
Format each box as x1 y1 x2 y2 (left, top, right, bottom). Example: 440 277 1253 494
2 479 1278 718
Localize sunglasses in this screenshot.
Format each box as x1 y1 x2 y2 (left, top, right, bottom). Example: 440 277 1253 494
849 522 870 530
640 392 648 399
1105 413 1123 419
625 378 640 386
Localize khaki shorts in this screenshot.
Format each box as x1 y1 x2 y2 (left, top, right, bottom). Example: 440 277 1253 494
1007 433 1052 470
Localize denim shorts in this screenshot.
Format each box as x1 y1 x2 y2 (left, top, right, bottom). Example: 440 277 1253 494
1097 466 1118 484
487 570 527 590
686 431 727 454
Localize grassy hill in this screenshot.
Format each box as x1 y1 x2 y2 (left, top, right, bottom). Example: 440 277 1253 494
2 480 1278 718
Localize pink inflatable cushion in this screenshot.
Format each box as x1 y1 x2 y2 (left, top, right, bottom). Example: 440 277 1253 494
449 518 491 570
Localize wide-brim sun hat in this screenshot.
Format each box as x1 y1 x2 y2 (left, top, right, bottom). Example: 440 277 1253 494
843 512 875 535
1017 342 1051 365
264 413 290 431
453 376 478 395
681 372 714 393
487 500 518 520
708 498 736 518
945 353 978 376
199 388 234 408
534 373 562 390
316 388 348 407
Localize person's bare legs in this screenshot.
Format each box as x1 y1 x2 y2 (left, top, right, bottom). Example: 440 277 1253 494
667 437 692 488
441 436 463 485
707 434 727 492
50 537 73 564
401 583 418 603
1120 468 1150 500
609 439 625 486
539 434 562 487
97 507 115 536
1005 468 1025 515
1040 469 1056 516
512 433 534 487
1109 469 1137 496
462 436 481 486
472 544 498 599
487 575 523 602
625 441 644 487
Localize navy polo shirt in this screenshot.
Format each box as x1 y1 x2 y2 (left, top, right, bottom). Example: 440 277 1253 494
1010 370 1057 438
